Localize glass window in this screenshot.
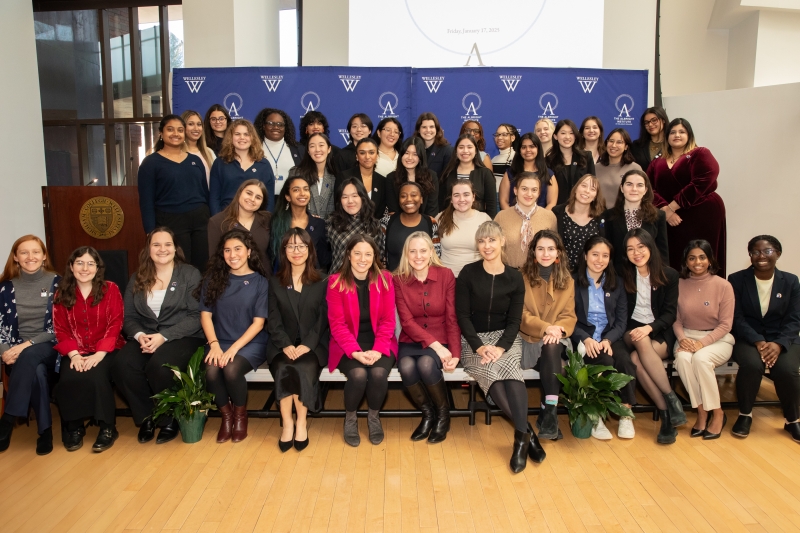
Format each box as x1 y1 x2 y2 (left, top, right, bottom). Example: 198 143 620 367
43 126 80 186
280 9 298 67
86 125 107 186
168 5 184 69
108 8 133 118
137 7 162 117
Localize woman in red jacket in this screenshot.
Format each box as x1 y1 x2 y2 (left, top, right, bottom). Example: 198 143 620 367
53 247 125 453
394 231 460 443
327 234 398 447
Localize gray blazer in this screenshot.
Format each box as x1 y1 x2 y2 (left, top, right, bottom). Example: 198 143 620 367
122 263 204 341
289 167 336 221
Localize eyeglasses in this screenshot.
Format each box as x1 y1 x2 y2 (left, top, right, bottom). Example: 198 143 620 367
749 248 777 258
464 128 481 135
74 261 97 268
285 244 308 252
381 128 400 135
644 117 661 126
266 121 286 128
209 117 228 123
493 132 511 138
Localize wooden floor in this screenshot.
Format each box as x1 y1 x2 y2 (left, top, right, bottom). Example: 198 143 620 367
3 379 800 533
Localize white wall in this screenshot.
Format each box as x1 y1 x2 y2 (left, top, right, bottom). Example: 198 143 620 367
603 0 657 105
302 0 348 66
726 12 759 89
754 10 800 86
664 83 800 273
0 2 47 255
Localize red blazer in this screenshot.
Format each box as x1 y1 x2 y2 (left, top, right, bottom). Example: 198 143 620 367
326 271 398 371
394 265 461 355
53 282 126 356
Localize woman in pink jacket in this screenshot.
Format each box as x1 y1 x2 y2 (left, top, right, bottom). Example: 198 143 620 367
327 234 398 447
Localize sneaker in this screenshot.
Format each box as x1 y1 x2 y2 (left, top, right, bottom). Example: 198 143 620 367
592 418 613 440
618 417 635 439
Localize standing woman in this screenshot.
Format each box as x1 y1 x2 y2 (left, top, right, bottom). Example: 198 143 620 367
631 106 669 171
456 222 546 473
438 134 497 217
595 129 642 208
552 174 606 272
203 104 230 155
534 118 555 158
459 120 494 169
499 132 558 210
604 170 668 271
729 236 800 442
298 110 340 163
546 119 596 205
327 178 385 273
270 176 330 271
182 110 216 183
138 114 210 271
0 236 60 455
579 116 605 164
673 240 734 440
334 113 373 175
197 229 269 444
254 108 304 196
386 136 439 218
436 181 492 277
621 229 684 444
327 235 397 446
208 179 272 268
394 232 460 443
519 230 576 441
209 119 275 215
373 117 403 177
268 228 329 452
113 228 205 445
53 247 125 452
337 138 388 219
288 132 337 221
415 112 453 178
647 118 727 275
491 123 518 190
381 182 440 271
494 173 557 269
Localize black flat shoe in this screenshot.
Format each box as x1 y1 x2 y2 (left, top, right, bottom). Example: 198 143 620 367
138 419 156 443
156 420 180 444
92 427 119 453
36 428 53 456
703 413 727 440
691 413 710 438
731 415 752 438
64 429 84 452
0 417 13 452
784 422 800 443
278 439 293 452
294 437 309 452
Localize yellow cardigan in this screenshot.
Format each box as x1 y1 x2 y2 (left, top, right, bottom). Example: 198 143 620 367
519 275 577 344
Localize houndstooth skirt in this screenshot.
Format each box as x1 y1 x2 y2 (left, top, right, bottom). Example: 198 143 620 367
461 330 524 394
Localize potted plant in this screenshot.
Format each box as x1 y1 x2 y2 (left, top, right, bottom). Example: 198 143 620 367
150 347 217 443
556 349 634 439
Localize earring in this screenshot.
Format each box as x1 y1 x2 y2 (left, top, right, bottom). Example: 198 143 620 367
555 258 560 264
284 203 289 210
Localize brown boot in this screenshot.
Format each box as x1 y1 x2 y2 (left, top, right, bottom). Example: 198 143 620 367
217 402 233 443
232 404 248 443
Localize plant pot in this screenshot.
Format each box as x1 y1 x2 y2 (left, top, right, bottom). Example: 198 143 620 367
178 412 207 443
571 416 593 439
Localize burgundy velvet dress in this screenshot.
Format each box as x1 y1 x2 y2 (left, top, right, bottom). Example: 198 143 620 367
647 147 726 276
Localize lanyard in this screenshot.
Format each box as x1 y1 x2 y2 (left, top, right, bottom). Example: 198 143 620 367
265 141 286 169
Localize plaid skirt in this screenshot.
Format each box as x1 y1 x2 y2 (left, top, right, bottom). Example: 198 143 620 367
461 330 524 394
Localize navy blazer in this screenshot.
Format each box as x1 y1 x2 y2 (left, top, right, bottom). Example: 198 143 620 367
209 158 276 215
729 267 800 352
571 273 628 345
625 266 679 343
603 208 669 272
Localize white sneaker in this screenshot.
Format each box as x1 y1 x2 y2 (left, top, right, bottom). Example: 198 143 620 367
618 417 635 439
592 418 613 440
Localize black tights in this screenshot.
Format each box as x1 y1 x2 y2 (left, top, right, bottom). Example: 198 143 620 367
206 355 252 408
398 355 442 386
488 380 529 433
344 366 389 411
537 343 565 397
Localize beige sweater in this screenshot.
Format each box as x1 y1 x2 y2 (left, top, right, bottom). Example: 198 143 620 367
494 207 558 268
437 210 492 277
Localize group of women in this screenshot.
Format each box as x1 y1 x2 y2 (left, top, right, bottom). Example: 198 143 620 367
0 105 794 476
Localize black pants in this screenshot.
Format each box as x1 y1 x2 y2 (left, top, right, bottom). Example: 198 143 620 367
56 351 117 425
112 337 205 425
155 204 210 271
583 340 637 405
4 343 58 433
733 342 800 420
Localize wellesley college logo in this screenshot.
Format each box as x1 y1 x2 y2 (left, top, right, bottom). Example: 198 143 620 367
499 75 522 92
577 76 599 93
338 129 351 145
614 94 635 126
421 76 444 93
261 75 283 92
378 92 399 119
460 92 482 121
538 92 559 120
183 76 205 93
300 91 321 116
339 75 361 92
223 93 243 119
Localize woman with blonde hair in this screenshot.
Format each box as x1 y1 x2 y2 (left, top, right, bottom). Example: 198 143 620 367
181 109 216 183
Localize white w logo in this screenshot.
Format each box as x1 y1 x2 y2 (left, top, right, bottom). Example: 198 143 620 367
500 79 520 92
340 79 360 92
424 80 443 93
185 80 204 93
578 80 597 93
262 79 282 92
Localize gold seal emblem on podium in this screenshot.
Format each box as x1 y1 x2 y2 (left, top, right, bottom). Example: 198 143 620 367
79 196 125 239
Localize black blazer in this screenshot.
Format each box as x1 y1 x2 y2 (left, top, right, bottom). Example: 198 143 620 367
551 150 596 205
571 274 628 345
729 267 800 352
603 208 669 272
288 144 304 166
438 167 497 217
333 143 356 176
630 139 661 172
266 275 329 366
625 266 679 344
122 263 204 341
336 167 388 219
425 143 453 177
385 170 439 218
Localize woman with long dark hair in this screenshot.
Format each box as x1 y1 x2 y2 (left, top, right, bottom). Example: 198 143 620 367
196 229 269 444
459 120 493 169
337 137 389 219
436 181 491 277
334 113 373 175
595 128 642 208
552 174 606 271
288 132 337 221
439 134 497 216
326 178 385 273
269 176 330 271
546 119 596 205
182 109 216 182
54 247 125 453
499 132 557 210
386 136 439 217
415 112 452 177
631 106 669 171
203 104 231 155
208 179 271 268
254 107 304 196
112 228 205 445
579 116 605 163
373 117 404 176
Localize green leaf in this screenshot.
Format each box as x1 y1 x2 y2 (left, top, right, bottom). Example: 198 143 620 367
576 367 589 389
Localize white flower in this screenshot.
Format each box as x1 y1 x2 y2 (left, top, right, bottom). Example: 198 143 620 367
190 400 201 405
172 369 181 379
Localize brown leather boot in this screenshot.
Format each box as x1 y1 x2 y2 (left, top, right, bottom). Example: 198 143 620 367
217 402 233 443
232 404 248 443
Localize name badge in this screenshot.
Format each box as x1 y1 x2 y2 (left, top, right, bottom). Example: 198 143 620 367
277 174 284 181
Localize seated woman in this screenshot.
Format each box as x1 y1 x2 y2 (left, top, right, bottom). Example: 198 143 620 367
729 235 800 442
456 221 546 473
287 132 337 221
394 232 460 443
196 229 269 444
381 182 440 271
53 247 125 453
519 230 576 441
494 172 557 269
0 236 60 455
621 229 684 444
327 235 397 447
552 173 606 272
572 236 636 440
268 228 329 452
498 132 557 211
113 228 205 445
386 137 439 218
436 181 492 277
270 176 330 271
673 240 734 440
326 178 385 273
208 179 272 268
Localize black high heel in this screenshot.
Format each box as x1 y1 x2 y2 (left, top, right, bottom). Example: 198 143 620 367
703 413 727 440
691 412 710 438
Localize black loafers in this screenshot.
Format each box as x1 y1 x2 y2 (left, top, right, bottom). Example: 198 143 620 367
731 415 752 438
92 427 119 453
784 422 800 443
156 420 180 445
138 419 156 443
64 429 84 452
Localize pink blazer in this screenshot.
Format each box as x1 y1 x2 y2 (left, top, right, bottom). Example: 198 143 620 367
326 271 398 371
